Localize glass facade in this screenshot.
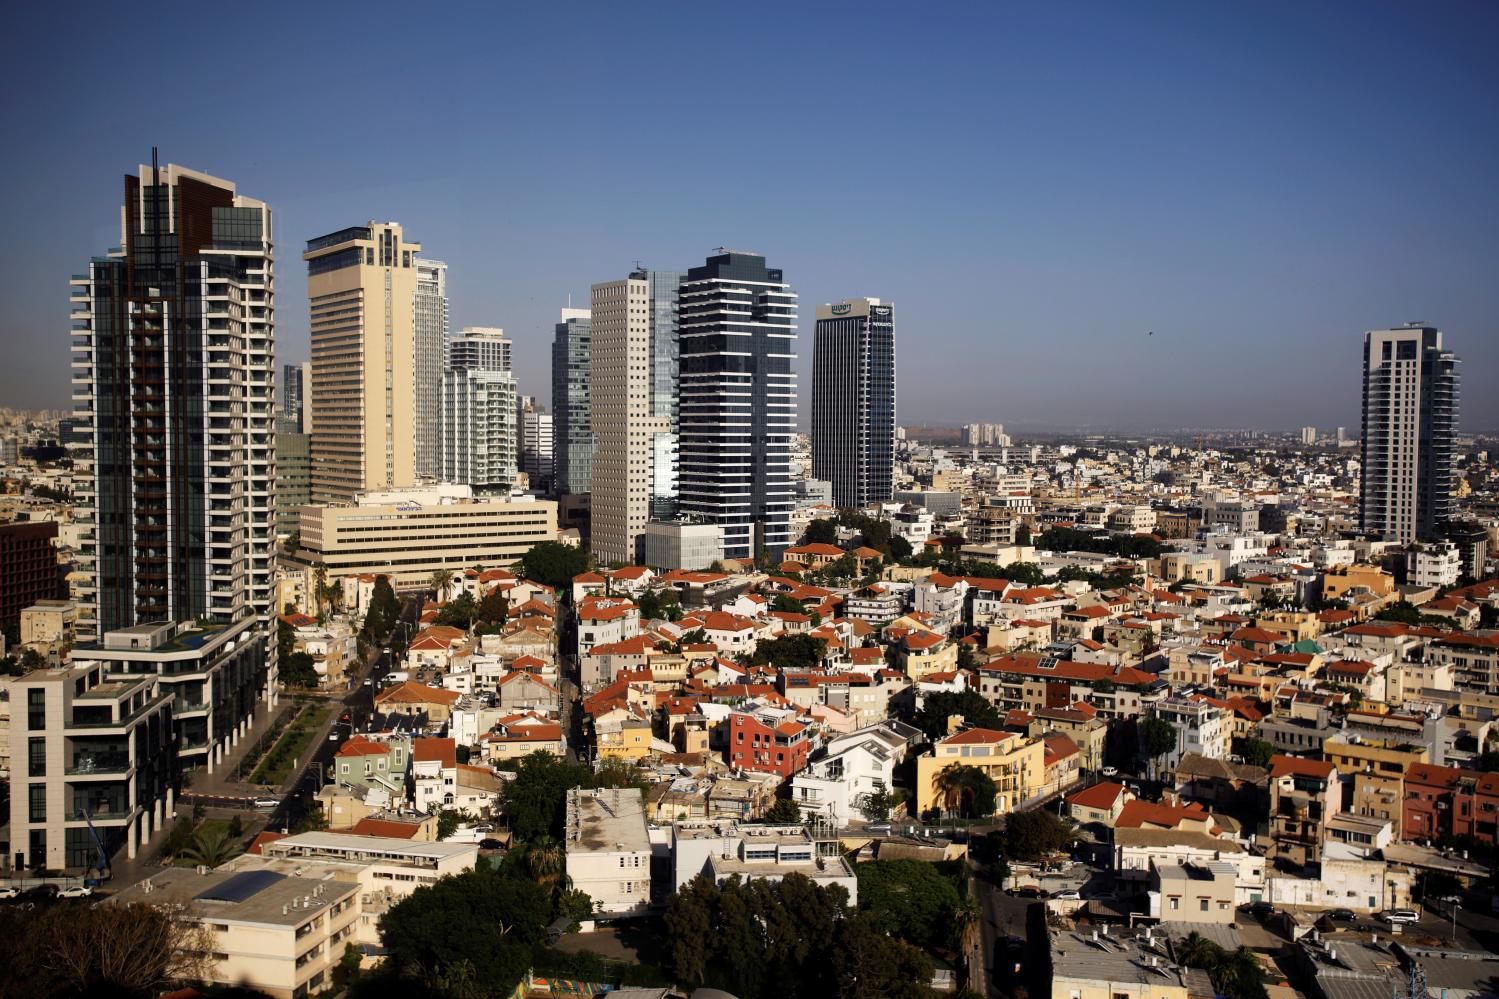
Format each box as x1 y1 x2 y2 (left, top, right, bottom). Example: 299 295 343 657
551 313 594 496
811 301 896 508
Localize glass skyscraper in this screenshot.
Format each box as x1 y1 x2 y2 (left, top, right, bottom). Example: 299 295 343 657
677 251 797 563
551 308 593 496
812 298 896 509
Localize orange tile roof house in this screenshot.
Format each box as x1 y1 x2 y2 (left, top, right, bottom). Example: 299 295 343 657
1066 781 1133 826
375 681 461 726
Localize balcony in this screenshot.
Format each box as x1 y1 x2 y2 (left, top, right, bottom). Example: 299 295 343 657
66 753 132 776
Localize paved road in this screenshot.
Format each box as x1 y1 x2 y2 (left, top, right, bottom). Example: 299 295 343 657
971 861 1036 999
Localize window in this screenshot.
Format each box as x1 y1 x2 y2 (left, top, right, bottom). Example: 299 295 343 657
1169 897 1179 910
28 689 46 730
29 738 46 777
1200 898 1210 912
30 784 47 822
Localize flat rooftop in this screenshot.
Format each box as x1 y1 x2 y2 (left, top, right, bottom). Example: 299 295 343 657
263 831 480 864
1051 925 1188 988
110 866 358 928
566 788 650 853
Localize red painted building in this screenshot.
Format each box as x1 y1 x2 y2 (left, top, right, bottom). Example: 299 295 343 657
727 711 812 779
1402 762 1462 843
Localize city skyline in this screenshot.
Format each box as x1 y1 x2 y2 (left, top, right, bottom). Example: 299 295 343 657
2 4 1496 430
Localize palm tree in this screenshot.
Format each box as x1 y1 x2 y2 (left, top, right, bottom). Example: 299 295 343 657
431 568 453 601
526 836 564 887
313 563 328 617
1175 931 1219 969
953 896 981 955
935 764 969 819
180 826 245 869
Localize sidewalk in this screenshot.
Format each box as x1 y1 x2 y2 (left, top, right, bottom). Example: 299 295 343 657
188 697 298 798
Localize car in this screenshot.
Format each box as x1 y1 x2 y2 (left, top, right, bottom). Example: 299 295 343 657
253 797 280 810
1247 901 1275 918
1437 895 1463 906
1101 766 1119 777
1383 909 1420 924
57 885 94 899
1328 908 1356 922
0 887 18 901
24 885 59 900
1052 889 1082 900
328 732 340 741
479 839 504 851
1009 886 1045 899
473 823 495 833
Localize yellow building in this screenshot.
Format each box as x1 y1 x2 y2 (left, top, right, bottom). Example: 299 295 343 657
1323 733 1426 838
596 715 653 761
304 221 422 504
915 728 1044 816
899 630 958 681
1322 564 1395 604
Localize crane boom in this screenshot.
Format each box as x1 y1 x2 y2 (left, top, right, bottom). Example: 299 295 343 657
75 807 112 884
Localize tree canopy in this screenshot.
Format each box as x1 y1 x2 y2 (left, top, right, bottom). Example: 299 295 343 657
362 575 401 639
1004 808 1073 861
520 541 589 589
663 873 933 999
913 690 1003 741
751 633 827 671
855 859 964 951
1036 526 1166 559
376 862 551 997
803 518 839 545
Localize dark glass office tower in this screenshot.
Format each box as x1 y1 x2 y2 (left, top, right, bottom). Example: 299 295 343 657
70 157 276 641
551 308 593 496
812 298 896 509
1360 324 1460 543
677 250 797 563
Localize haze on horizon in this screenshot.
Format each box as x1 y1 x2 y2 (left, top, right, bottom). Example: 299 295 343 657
1 1 1496 432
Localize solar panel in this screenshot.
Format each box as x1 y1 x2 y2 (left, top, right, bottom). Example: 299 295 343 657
1037 656 1058 670
195 869 285 903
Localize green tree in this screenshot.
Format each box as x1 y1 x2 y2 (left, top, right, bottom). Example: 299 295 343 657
1140 715 1178 777
592 756 651 795
281 651 319 688
1238 738 1277 769
430 567 453 598
888 534 913 563
435 590 478 628
934 764 997 818
803 518 839 545
436 809 461 841
555 887 595 927
474 588 509 634
180 825 245 868
1015 523 1032 545
764 798 804 824
1004 808 1073 861
637 588 682 622
526 835 565 887
855 858 963 950
363 575 400 638
277 616 296 662
1005 561 1046 585
858 780 904 823
503 751 595 839
519 540 589 589
751 633 827 671
913 690 1004 741
379 864 551 996
331 941 364 990
771 594 807 615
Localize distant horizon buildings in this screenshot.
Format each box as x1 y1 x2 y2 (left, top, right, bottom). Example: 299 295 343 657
962 423 1008 447
552 307 593 497
811 297 895 509
590 269 683 564
677 250 797 564
303 222 424 504
518 395 553 490
1360 323 1460 544
281 361 310 432
70 160 276 641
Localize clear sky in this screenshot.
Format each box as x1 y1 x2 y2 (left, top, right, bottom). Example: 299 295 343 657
3 1 1496 431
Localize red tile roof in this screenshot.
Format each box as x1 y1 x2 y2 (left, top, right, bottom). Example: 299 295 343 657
1067 781 1128 811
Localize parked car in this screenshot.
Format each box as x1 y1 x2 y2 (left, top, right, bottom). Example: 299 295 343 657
0 886 18 901
57 885 94 899
1100 766 1119 777
24 885 59 900
1383 909 1420 924
1328 908 1355 922
479 839 504 851
1052 889 1082 900
1247 901 1275 918
253 797 280 810
1009 886 1045 899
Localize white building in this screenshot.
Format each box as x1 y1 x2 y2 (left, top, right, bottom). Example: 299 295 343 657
1412 542 1463 589
789 721 920 827
671 821 858 903
565 788 652 917
440 367 517 491
1151 697 1230 771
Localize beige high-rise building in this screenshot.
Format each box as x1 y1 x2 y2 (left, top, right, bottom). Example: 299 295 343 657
590 271 680 564
304 222 422 504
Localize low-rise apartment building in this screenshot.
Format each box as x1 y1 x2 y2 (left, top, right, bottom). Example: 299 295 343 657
914 727 1044 816
564 788 652 917
672 820 858 903
110 866 361 999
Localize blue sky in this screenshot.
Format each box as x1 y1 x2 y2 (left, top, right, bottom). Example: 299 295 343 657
3 0 1496 430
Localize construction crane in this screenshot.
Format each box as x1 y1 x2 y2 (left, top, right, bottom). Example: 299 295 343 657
76 807 112 886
